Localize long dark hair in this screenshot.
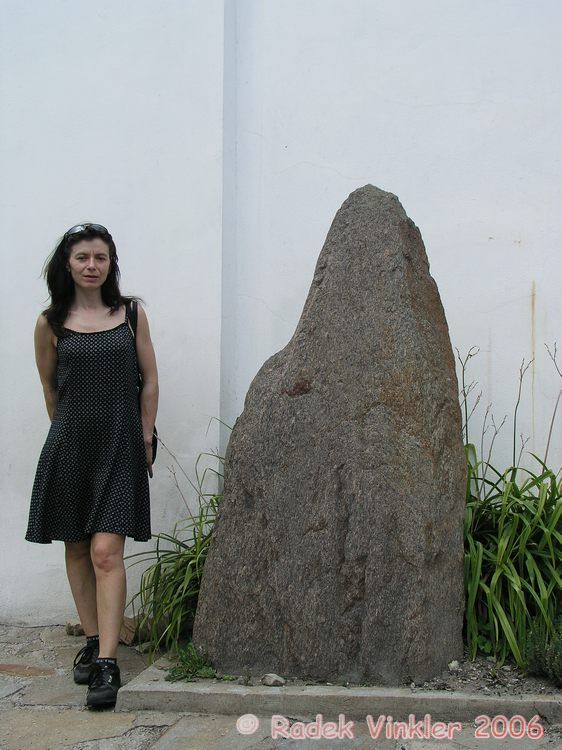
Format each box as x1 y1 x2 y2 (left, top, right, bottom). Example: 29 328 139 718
41 224 143 337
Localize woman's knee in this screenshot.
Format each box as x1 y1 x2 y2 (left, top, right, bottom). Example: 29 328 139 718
64 538 91 562
90 533 125 573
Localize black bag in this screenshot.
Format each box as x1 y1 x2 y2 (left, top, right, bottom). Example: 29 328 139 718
128 300 158 463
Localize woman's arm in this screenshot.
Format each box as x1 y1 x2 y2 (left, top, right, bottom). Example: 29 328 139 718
34 313 58 421
135 303 159 476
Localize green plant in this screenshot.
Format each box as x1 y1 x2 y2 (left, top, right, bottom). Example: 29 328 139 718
545 629 562 686
524 613 562 686
459 345 562 669
464 453 561 667
124 423 229 662
165 640 237 682
523 615 549 675
166 641 217 681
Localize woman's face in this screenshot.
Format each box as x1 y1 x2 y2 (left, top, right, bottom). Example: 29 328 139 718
67 239 111 291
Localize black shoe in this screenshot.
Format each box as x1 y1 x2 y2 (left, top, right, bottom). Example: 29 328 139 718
73 641 99 684
86 661 121 708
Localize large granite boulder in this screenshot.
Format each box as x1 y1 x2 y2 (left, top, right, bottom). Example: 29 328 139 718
193 184 466 685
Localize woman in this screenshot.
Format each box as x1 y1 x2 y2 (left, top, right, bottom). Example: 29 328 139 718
25 222 158 709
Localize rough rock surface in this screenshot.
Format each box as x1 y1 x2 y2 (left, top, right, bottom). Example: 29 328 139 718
193 184 466 685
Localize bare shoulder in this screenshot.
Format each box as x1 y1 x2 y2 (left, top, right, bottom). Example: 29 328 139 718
135 302 152 329
132 302 157 354
35 312 54 342
34 312 57 356
35 311 49 330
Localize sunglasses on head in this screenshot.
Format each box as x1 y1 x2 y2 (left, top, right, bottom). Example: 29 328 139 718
64 223 108 238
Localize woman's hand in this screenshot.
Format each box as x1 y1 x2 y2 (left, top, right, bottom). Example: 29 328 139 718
34 313 59 420
136 303 159 481
144 436 154 478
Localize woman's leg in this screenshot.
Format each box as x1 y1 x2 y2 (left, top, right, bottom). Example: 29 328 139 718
64 538 99 636
90 532 126 658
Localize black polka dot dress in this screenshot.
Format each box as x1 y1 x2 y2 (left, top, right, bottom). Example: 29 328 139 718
25 302 151 544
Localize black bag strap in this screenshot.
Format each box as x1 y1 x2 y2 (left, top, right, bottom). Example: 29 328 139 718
128 299 138 338
127 301 142 387
127 299 158 461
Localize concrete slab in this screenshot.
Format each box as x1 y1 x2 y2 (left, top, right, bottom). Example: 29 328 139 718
0 708 180 750
0 675 26 700
0 645 57 669
49 725 166 749
0 707 166 750
451 722 562 750
148 713 403 750
149 713 270 750
0 663 56 676
14 673 88 707
116 660 562 725
0 625 45 642
148 714 562 750
40 626 82 647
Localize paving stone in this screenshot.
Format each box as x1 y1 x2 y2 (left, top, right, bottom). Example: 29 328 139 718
0 644 57 668
50 725 166 749
14 673 88 707
150 713 269 750
0 675 26 700
150 715 562 750
0 663 56 677
450 720 562 750
42 626 83 647
150 713 397 749
0 708 138 750
0 625 44 643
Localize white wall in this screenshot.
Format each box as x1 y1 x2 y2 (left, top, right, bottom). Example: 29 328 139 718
1 0 560 624
0 0 225 623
